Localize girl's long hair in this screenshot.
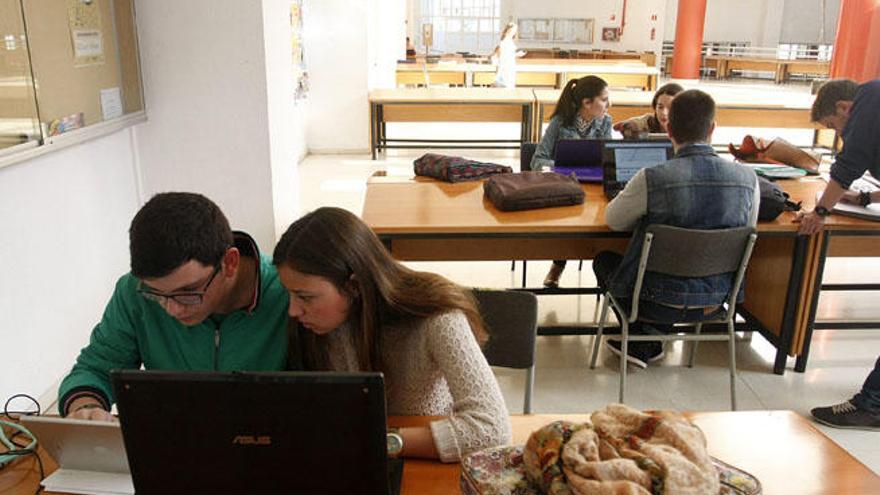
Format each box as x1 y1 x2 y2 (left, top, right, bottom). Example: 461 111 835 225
550 75 608 127
273 207 487 371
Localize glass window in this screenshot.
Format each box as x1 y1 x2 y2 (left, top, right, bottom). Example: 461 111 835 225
0 0 40 151
22 0 144 135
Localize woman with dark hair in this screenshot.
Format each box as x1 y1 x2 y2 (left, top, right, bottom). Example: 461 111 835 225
273 207 511 463
530 75 612 288
613 82 684 138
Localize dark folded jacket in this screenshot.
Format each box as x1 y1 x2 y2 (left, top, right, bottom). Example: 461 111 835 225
484 172 585 211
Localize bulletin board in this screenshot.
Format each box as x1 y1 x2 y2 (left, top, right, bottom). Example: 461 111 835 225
291 0 308 100
517 18 594 44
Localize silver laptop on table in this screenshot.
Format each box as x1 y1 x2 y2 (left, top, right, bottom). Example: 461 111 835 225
20 415 133 495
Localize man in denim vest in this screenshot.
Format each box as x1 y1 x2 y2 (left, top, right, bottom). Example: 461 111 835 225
593 89 759 368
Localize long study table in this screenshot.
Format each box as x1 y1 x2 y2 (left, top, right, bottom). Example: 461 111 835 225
369 88 534 160
6 411 879 494
362 175 829 374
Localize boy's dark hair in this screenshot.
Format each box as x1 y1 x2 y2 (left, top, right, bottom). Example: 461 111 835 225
811 79 858 122
667 89 715 144
129 192 233 278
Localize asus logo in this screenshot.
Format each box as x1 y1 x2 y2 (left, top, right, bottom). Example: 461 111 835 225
232 435 272 445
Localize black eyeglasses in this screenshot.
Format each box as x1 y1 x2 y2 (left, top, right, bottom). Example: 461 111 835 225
137 264 222 306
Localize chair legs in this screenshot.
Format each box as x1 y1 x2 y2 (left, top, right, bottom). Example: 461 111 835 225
524 365 535 414
590 294 610 369
688 323 703 368
619 319 629 404
728 319 738 411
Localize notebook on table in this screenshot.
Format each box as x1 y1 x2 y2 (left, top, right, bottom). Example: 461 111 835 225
111 370 401 495
553 139 604 182
19 415 133 495
602 140 675 200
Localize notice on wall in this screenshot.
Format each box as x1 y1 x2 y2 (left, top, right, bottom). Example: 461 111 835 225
100 87 123 121
68 0 105 66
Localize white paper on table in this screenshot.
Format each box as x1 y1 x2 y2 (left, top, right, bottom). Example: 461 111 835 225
100 87 123 120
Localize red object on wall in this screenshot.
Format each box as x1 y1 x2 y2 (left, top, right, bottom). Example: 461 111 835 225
830 0 880 82
671 0 708 79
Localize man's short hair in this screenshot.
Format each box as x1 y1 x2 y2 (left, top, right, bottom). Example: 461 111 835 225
811 79 858 122
667 89 715 144
129 192 233 279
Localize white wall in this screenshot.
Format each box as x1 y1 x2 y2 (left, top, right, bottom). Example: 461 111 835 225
304 0 405 153
261 0 305 239
132 0 284 252
507 0 668 54
303 0 370 152
0 130 140 406
1 0 304 408
664 0 837 47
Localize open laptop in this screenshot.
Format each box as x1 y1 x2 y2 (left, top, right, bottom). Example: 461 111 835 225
19 415 133 495
603 139 675 199
111 370 402 495
553 139 604 182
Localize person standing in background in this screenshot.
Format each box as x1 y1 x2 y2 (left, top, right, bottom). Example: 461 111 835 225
490 22 526 88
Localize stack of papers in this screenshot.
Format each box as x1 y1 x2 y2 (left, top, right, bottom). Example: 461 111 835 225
742 162 808 179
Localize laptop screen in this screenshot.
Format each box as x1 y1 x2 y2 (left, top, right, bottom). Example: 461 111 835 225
111 370 395 495
603 140 674 184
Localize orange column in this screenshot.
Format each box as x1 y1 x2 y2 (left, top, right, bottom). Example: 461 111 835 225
671 0 708 79
830 0 880 82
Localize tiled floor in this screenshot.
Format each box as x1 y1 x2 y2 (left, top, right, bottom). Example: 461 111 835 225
295 81 880 473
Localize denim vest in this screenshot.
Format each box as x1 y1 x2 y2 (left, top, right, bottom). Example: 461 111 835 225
609 144 756 307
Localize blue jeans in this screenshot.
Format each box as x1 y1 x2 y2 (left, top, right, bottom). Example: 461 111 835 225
593 251 722 335
852 356 880 414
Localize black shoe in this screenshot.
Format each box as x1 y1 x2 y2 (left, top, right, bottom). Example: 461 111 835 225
605 340 665 369
543 263 565 288
811 400 880 431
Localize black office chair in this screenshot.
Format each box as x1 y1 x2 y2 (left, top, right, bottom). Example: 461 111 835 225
589 225 757 411
473 289 538 414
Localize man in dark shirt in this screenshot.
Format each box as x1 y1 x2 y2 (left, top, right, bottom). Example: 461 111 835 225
799 79 880 234
802 79 880 431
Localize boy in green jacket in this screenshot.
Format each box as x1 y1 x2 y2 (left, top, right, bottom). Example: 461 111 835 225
59 192 290 420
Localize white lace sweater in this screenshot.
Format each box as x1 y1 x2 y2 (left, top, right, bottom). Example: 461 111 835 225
325 310 512 462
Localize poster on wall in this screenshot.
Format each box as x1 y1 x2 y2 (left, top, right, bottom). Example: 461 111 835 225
518 18 594 44
291 0 308 100
602 27 620 42
67 0 105 67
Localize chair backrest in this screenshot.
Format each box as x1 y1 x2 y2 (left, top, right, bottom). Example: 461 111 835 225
520 142 538 172
473 289 538 369
643 225 755 277
630 224 758 314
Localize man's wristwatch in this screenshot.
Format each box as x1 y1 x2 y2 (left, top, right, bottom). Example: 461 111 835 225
859 191 872 207
814 206 832 217
386 428 404 458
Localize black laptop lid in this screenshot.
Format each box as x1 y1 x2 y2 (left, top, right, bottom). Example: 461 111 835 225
602 139 674 189
112 370 390 495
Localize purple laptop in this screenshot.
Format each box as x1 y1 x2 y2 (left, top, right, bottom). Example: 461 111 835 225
553 139 604 183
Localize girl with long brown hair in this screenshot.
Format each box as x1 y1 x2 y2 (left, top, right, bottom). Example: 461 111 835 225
273 207 510 462
530 75 612 288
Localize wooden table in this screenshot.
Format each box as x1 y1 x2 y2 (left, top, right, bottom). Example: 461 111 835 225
797 204 880 371
388 411 880 495
533 88 819 144
7 411 878 494
362 176 827 374
664 56 830 84
396 61 659 91
369 88 534 160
